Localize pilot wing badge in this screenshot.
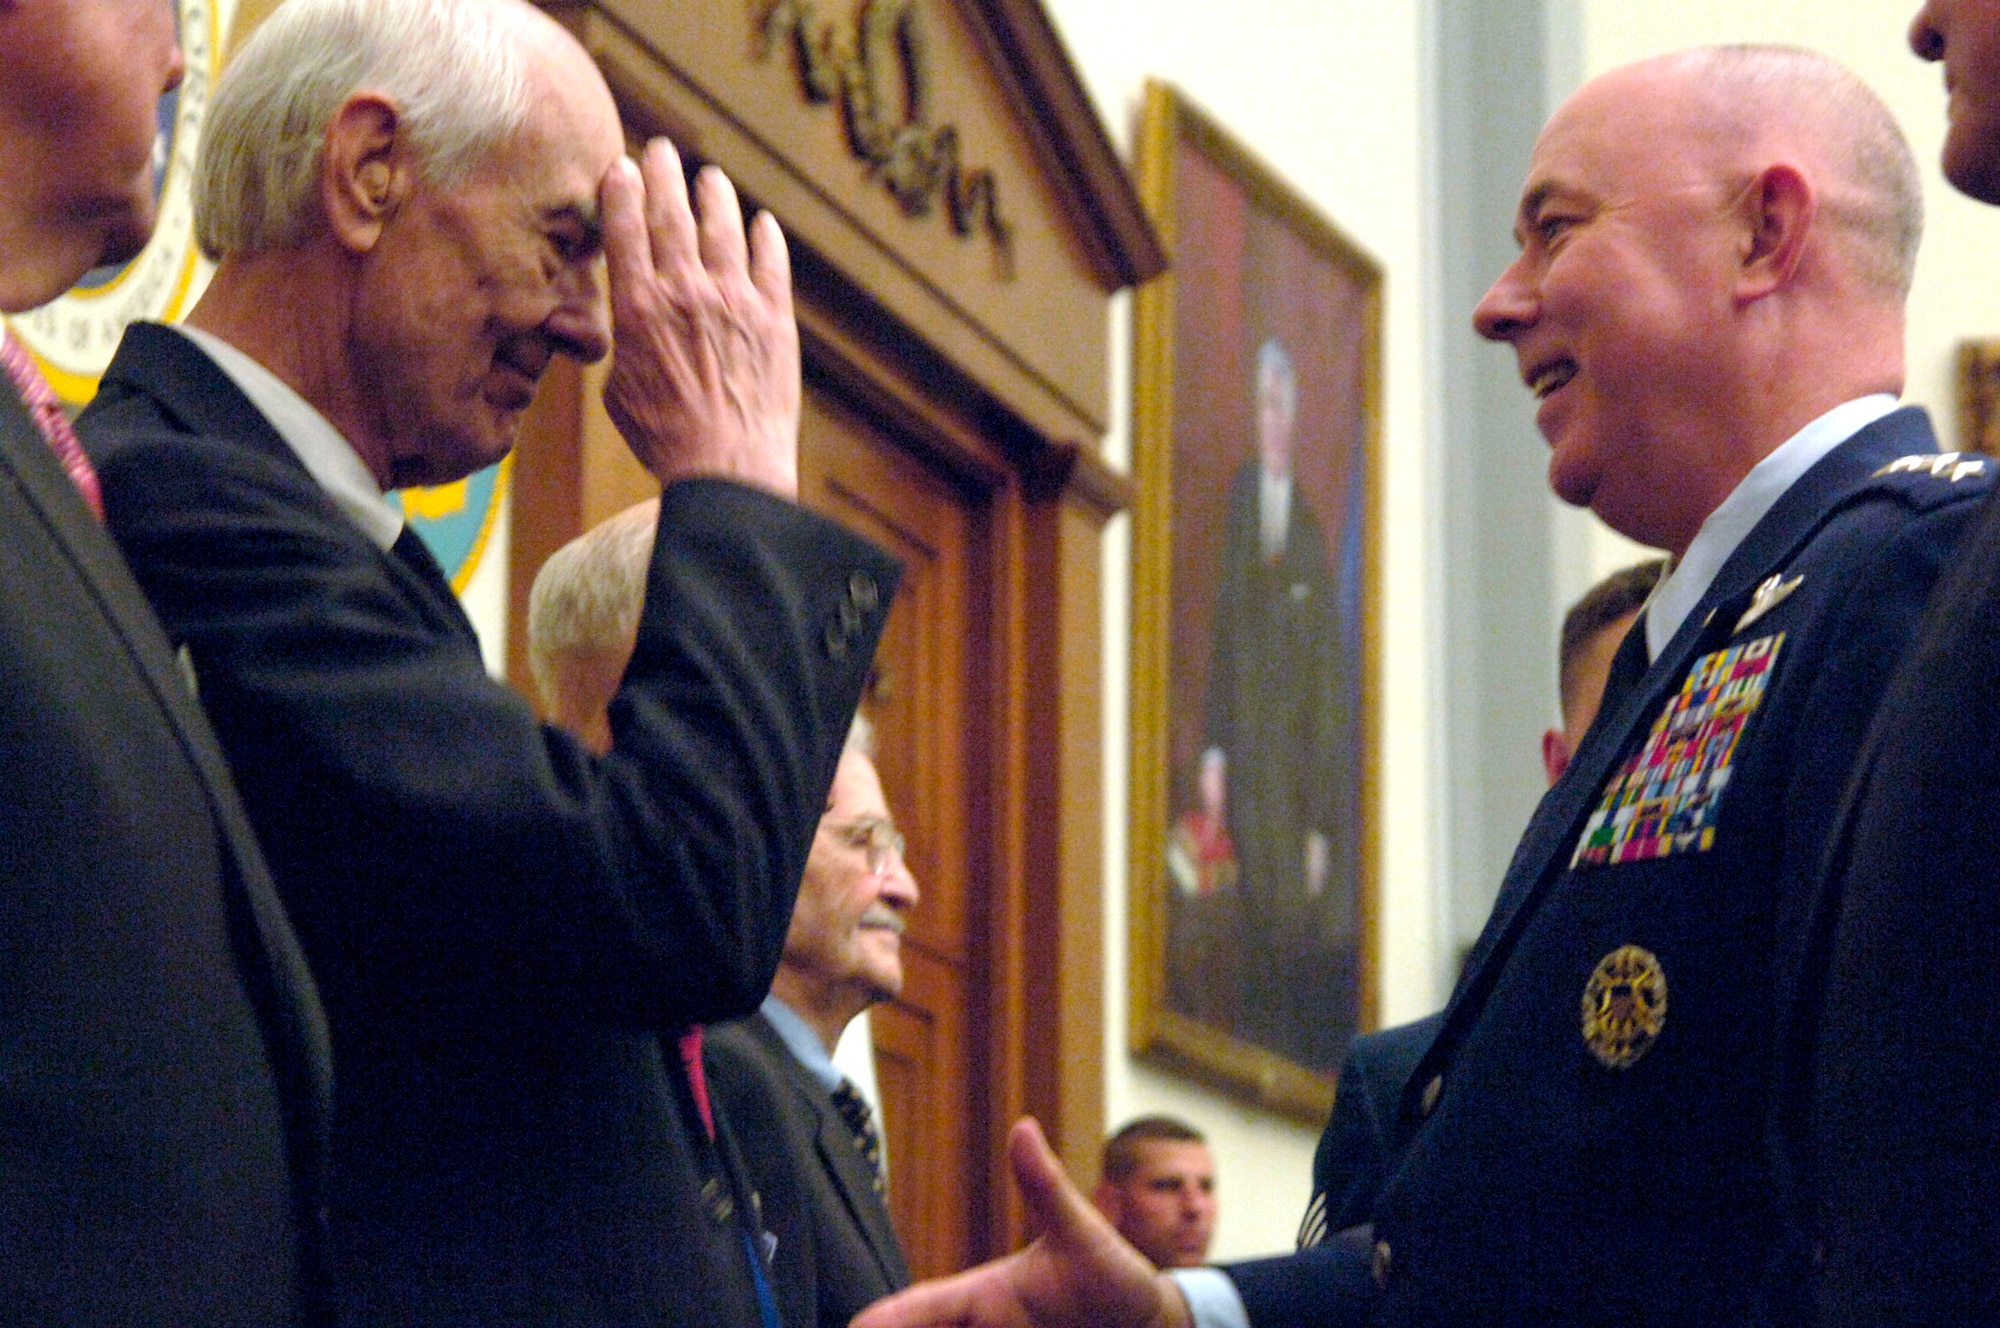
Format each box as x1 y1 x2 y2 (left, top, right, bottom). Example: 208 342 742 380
1571 634 1786 867
1734 572 1802 635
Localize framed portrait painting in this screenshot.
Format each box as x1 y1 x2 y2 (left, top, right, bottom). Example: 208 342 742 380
1127 80 1382 1122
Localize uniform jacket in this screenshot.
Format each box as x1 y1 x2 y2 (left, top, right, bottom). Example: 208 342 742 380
706 1014 912 1328
1223 408 1990 1327
79 322 898 1327
1300 1014 1444 1245
1797 478 2000 1325
0 376 331 1324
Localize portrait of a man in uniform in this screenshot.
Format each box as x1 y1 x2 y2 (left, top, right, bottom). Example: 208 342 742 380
1134 83 1378 1098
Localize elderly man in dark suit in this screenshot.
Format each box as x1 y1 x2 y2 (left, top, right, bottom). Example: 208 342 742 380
76 0 896 1323
531 530 916 1328
705 718 918 1328
1789 3 2000 1321
0 1 330 1323
855 44 1990 1328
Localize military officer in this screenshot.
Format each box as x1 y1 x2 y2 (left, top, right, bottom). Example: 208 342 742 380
851 43 1992 1328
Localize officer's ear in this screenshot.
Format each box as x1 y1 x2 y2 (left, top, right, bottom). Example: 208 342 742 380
1734 162 1815 302
1542 728 1572 788
322 92 412 254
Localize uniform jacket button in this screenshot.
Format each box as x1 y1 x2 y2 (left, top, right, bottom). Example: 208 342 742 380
1419 1074 1443 1116
1372 1239 1392 1290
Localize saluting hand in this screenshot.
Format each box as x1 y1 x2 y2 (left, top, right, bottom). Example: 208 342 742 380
598 137 800 499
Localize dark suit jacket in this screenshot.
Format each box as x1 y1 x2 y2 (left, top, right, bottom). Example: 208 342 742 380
1792 474 2000 1325
0 375 331 1324
707 1013 911 1328
1222 411 1989 1327
1300 1014 1443 1245
79 322 898 1327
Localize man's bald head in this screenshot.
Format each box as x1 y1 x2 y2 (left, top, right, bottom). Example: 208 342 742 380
1653 45 1923 299
1475 45 1916 556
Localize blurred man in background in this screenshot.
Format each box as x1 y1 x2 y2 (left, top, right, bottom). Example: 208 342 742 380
1093 1116 1218 1270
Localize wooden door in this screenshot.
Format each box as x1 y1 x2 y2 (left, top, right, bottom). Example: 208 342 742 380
798 382 987 1281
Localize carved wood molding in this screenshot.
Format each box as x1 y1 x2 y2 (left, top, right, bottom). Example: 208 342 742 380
759 0 1015 276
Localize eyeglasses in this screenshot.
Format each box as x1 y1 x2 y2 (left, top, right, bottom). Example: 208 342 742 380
825 816 907 876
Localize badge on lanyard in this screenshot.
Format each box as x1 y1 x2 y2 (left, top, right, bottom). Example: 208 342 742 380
1571 633 1786 867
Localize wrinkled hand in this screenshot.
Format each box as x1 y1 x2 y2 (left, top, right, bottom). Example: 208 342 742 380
852 1119 1191 1328
599 137 799 498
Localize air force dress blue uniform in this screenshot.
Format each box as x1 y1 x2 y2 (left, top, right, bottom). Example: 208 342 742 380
1212 407 1990 1326
1299 1015 1443 1247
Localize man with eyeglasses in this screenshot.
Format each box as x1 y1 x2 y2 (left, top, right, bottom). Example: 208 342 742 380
705 707 919 1328
529 502 916 1328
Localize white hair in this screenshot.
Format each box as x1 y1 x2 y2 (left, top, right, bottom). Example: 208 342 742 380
194 0 532 259
526 501 657 709
527 500 880 760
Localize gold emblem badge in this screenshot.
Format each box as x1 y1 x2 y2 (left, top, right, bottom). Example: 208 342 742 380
1581 945 1668 1069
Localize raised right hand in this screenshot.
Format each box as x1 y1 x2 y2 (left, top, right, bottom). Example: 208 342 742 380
598 137 800 499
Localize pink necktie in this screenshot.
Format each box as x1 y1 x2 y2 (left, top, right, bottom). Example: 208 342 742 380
679 1026 715 1139
1 331 103 520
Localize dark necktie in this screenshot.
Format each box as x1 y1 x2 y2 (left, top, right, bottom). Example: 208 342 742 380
2 330 103 520
830 1077 886 1193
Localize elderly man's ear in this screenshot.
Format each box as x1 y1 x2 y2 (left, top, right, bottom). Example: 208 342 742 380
322 94 411 251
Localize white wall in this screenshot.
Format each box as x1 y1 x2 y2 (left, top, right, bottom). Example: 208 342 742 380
1044 0 1440 1261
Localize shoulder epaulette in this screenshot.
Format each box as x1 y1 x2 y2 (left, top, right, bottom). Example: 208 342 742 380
1873 451 1991 483
1860 451 1996 510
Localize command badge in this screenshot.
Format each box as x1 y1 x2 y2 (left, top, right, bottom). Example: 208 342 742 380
1581 944 1667 1069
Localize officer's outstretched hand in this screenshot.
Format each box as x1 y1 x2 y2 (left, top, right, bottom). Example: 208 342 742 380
852 1118 1193 1328
600 136 800 500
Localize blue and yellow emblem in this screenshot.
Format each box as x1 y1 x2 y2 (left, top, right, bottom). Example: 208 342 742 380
1572 633 1785 867
392 456 511 593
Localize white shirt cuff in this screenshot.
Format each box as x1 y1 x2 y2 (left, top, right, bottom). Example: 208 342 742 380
1169 1267 1251 1328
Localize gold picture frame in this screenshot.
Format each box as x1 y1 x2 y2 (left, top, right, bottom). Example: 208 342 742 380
1957 338 2000 457
1127 80 1383 1123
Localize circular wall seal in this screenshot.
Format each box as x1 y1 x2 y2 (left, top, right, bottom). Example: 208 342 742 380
1580 943 1668 1070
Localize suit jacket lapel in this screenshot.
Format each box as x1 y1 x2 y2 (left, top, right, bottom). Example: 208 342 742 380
747 1015 910 1289
7 366 334 1223
811 1096 910 1288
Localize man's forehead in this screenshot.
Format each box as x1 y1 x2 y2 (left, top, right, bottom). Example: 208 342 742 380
1134 1139 1212 1173
827 751 891 818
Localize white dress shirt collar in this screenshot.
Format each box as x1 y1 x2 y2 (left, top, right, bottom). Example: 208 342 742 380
175 324 405 552
1644 394 1899 660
